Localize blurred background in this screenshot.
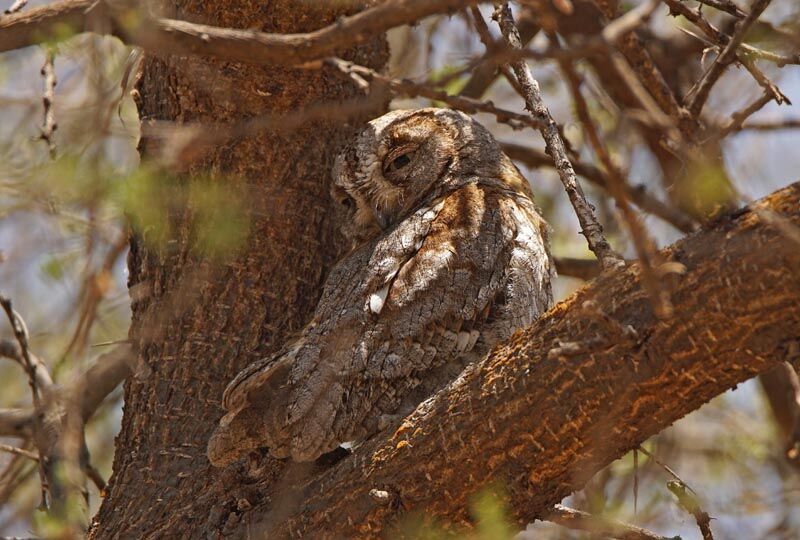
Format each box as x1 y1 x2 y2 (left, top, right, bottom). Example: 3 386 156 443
1 0 799 537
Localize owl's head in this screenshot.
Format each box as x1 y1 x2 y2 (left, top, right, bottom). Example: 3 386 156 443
332 108 520 247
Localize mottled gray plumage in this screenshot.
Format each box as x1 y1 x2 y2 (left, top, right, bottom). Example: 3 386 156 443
207 108 554 465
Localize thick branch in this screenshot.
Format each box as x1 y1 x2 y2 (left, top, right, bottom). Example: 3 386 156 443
0 0 479 61
0 344 132 438
260 183 800 538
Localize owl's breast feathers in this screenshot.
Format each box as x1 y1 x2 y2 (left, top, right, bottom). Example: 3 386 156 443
208 180 552 465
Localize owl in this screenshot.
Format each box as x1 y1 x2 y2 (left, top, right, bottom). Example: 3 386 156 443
207 108 554 466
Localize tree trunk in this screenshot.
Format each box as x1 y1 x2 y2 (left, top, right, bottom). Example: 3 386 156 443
89 2 388 537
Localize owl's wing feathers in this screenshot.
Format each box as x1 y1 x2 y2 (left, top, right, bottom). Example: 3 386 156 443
220 347 296 414
211 183 551 463
208 196 449 463
282 183 551 459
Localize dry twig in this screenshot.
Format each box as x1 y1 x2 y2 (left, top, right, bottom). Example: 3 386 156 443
547 504 679 540
492 2 622 268
502 142 697 233
39 46 57 159
0 296 50 509
667 481 715 540
325 57 544 131
684 0 774 117
0 443 39 462
712 90 774 141
4 0 28 15
0 0 482 60
555 39 672 317
694 0 746 18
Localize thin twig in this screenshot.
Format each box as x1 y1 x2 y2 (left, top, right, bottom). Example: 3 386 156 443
636 445 693 488
592 0 692 136
639 442 715 540
3 0 28 15
501 142 697 233
0 295 50 509
547 504 679 540
696 0 747 18
555 38 672 317
0 339 53 393
61 233 128 360
492 3 622 268
0 298 42 406
0 443 39 462
324 58 544 131
0 344 133 438
460 9 539 99
467 7 525 98
39 46 57 159
666 1 799 66
684 0 774 117
711 90 773 141
667 481 715 540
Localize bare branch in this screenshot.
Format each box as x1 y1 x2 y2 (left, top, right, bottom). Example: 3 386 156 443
665 1 798 66
591 0 692 136
760 363 800 465
0 296 51 508
711 90 773 140
695 0 747 18
0 344 132 438
667 481 715 540
325 58 544 131
0 339 53 394
0 409 32 438
4 0 28 15
0 0 481 62
78 343 132 422
684 0 773 117
555 37 672 317
0 443 39 462
39 46 57 159
493 2 622 268
501 143 697 233
553 257 601 281
547 504 679 540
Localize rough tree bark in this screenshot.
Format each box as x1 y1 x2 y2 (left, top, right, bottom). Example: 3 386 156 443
88 1 388 538
262 183 800 538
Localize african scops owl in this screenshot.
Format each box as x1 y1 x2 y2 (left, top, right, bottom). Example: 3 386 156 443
207 108 554 465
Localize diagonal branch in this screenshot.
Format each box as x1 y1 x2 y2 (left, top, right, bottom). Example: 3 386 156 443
0 344 132 438
492 2 622 268
251 182 800 538
547 504 678 540
684 0 774 117
501 142 697 233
